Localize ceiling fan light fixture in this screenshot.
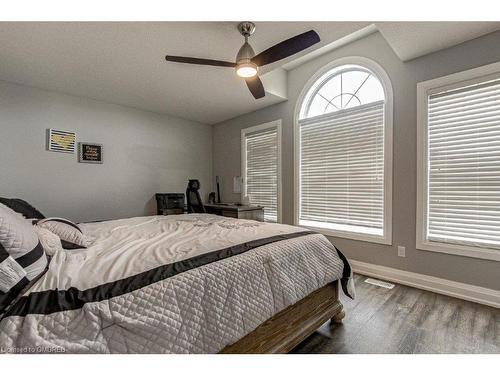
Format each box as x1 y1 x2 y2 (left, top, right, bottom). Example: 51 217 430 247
164 22 320 100
236 62 258 78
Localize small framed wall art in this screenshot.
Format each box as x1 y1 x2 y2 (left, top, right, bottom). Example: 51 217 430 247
78 142 103 164
48 129 76 153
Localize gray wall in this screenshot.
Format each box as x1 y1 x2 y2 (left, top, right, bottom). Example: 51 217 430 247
0 81 213 223
213 31 500 290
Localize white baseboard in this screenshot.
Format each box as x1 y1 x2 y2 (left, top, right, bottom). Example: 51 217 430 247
349 260 500 309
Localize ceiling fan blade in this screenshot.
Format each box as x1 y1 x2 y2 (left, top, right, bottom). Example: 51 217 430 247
251 30 320 67
245 76 265 99
165 55 236 68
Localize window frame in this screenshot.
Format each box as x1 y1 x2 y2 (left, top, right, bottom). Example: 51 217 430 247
416 61 500 262
294 56 393 245
241 120 283 223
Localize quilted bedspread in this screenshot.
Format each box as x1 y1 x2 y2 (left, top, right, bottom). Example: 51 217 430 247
0 214 349 353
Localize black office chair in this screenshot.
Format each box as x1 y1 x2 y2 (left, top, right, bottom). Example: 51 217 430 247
186 179 206 213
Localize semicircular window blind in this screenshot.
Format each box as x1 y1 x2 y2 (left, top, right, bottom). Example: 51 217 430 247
426 78 500 249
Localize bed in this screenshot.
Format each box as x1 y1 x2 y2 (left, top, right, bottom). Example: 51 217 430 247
0 213 353 354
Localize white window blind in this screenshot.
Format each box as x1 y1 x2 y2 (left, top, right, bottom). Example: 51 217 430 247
299 100 385 236
426 78 500 249
244 127 279 222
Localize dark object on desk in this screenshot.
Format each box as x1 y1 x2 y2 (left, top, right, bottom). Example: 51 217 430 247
205 203 264 222
215 176 221 203
186 179 206 213
208 192 216 204
155 193 185 215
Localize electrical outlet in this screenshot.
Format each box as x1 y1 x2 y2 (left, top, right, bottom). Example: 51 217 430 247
397 246 406 257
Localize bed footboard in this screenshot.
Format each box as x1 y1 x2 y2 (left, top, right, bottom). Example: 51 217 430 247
219 280 344 354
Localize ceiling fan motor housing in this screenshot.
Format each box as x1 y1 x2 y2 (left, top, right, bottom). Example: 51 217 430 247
235 42 258 77
236 22 258 76
236 41 256 63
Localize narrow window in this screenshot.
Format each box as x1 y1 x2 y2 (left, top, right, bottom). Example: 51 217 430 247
241 120 282 222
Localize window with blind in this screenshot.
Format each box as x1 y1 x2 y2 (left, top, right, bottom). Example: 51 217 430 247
417 63 500 261
241 121 281 222
296 61 392 243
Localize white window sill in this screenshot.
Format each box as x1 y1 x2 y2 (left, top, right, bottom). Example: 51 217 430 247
298 223 391 245
417 240 500 262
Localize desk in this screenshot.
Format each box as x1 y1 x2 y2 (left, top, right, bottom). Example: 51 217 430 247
204 203 264 222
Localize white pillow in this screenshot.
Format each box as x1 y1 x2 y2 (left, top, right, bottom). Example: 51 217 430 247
35 218 89 249
33 226 64 257
0 203 48 315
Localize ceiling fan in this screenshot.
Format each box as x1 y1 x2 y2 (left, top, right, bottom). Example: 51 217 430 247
165 22 320 99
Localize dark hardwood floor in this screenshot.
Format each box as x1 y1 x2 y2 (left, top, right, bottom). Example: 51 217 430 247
292 274 499 354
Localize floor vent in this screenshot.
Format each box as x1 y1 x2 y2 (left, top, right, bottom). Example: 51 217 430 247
364 278 395 289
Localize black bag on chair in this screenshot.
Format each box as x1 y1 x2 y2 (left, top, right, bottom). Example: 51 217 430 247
186 179 206 213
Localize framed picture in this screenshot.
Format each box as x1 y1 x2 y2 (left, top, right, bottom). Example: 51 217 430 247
48 129 76 153
78 142 103 164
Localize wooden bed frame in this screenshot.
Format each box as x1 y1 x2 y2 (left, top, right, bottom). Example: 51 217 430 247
219 280 345 353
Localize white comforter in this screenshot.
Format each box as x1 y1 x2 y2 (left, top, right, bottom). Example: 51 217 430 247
0 214 347 353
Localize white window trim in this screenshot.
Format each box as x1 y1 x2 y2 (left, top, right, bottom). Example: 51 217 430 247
293 56 393 245
241 120 283 223
416 61 500 262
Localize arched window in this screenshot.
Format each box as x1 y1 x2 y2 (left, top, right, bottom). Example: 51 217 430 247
295 58 393 244
300 64 385 118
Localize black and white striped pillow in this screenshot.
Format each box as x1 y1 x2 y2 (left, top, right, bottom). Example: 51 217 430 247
0 203 48 315
35 218 89 249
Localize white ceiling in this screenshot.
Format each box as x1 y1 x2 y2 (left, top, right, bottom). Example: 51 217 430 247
1 22 499 124
377 22 500 61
